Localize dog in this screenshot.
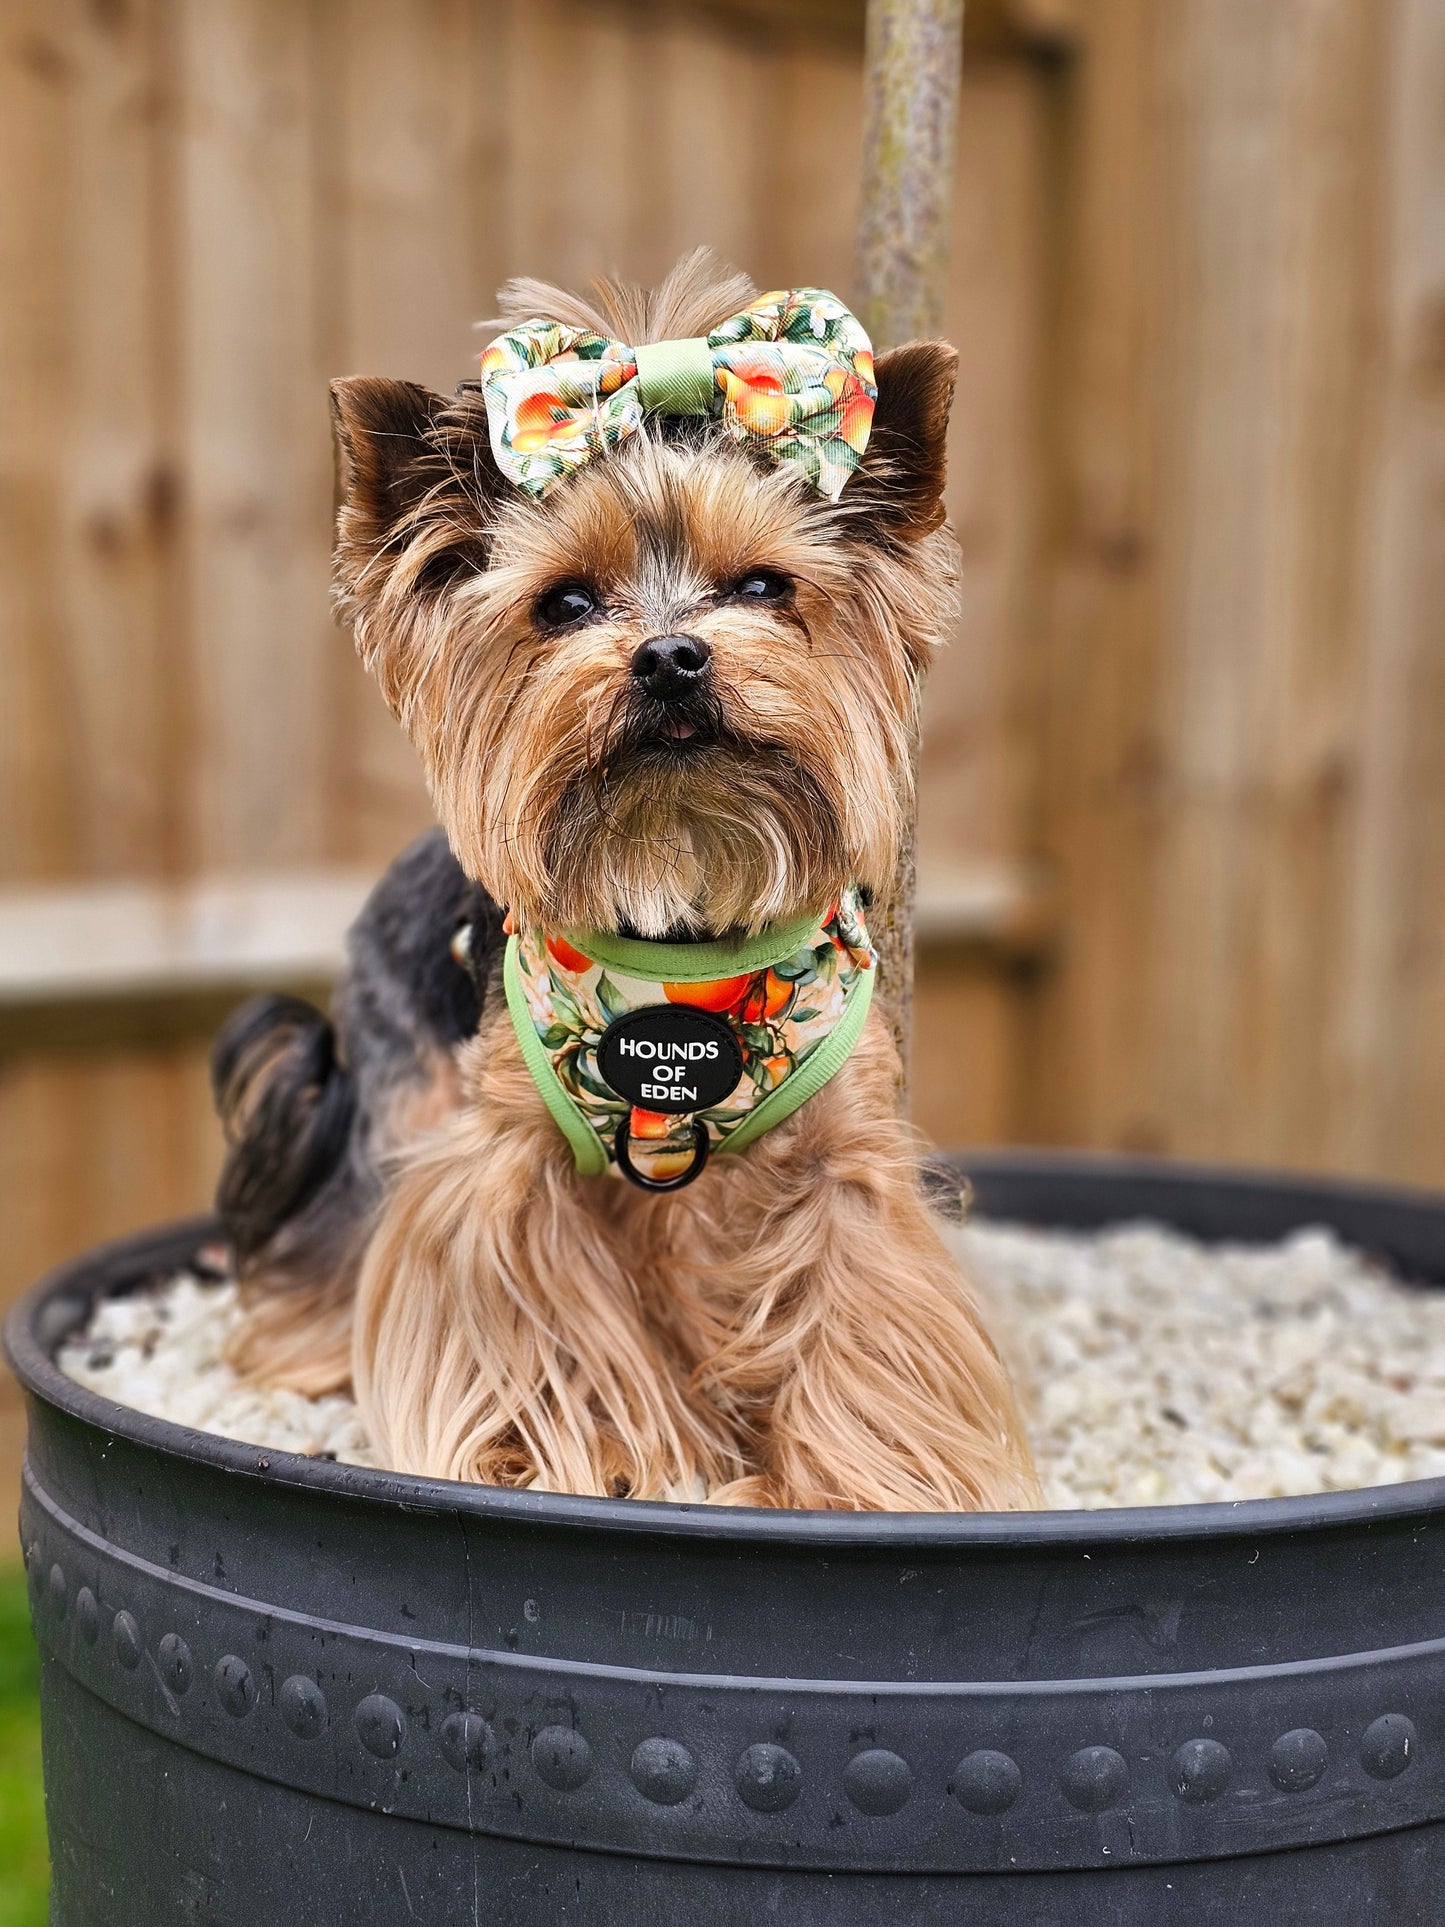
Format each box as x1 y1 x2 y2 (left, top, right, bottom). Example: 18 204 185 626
212 251 1039 1511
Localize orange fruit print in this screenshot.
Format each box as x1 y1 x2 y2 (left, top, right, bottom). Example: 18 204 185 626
662 974 755 1012
737 970 794 1024
546 934 595 974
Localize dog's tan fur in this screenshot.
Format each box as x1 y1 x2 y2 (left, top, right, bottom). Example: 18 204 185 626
236 252 1038 1510
354 1015 1034 1509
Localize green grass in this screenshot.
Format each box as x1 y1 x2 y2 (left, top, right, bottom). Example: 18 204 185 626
0 1563 47 1927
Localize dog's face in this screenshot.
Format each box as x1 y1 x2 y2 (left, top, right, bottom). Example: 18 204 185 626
332 335 958 937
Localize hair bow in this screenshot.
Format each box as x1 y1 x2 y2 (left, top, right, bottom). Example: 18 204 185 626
478 288 876 503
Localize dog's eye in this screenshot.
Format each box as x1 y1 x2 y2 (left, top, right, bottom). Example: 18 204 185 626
730 571 790 602
535 583 597 629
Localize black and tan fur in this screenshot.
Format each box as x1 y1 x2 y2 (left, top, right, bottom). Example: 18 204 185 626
212 251 1038 1510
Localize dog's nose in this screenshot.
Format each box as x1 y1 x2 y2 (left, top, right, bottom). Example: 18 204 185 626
631 633 711 697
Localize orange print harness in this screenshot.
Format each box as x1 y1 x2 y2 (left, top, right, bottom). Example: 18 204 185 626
501 892 877 1191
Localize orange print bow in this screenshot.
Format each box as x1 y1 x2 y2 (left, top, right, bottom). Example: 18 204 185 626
478 287 876 503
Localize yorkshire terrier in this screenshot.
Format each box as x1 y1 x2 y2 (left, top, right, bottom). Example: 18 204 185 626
212 251 1038 1511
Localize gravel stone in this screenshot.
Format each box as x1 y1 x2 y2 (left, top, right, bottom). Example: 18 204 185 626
58 1275 375 1468
956 1219 1445 1508
55 1219 1445 1508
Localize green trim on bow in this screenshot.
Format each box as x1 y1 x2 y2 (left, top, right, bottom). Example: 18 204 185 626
633 338 717 417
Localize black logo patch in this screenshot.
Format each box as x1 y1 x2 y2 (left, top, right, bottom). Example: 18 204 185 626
596 1006 743 1115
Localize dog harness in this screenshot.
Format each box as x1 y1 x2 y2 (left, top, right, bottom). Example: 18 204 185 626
501 891 877 1190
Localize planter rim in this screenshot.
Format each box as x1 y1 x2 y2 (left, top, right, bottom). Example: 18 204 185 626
10 1149 1445 1550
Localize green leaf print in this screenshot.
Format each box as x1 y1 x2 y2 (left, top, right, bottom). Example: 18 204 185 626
594 973 629 1022
547 974 585 1026
563 1053 623 1106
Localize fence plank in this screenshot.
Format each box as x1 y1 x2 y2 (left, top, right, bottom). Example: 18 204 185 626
646 3 780 286
176 0 334 868
1339 0 1445 1181
918 60 1049 872
325 0 497 864
1029 0 1168 1153
0 0 75 879
50 0 183 880
1030 0 1437 1182
1153 0 1385 1169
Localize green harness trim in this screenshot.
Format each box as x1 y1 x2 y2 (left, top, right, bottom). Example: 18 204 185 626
504 940 610 1176
502 892 878 1187
711 961 873 1156
562 910 821 983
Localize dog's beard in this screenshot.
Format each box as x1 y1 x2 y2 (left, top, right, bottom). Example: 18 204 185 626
540 715 851 937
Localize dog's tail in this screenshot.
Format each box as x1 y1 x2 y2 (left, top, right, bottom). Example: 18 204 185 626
211 993 359 1274
208 827 499 1392
209 993 376 1392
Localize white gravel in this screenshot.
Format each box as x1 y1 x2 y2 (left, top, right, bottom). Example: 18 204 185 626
59 1264 376 1470
56 1219 1445 1509
957 1219 1445 1508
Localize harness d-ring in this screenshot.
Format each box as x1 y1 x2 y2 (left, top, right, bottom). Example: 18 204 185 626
614 1117 710 1192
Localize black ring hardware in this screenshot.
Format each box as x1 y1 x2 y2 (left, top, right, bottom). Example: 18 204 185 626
614 1117 710 1191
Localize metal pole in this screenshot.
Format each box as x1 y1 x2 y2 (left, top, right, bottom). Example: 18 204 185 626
856 0 965 1098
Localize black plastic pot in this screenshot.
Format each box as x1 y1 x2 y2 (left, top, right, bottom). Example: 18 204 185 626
9 1151 1445 1924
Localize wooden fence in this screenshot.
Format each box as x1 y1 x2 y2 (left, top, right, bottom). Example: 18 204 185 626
1034 0 1445 1181
2 0 1443 1487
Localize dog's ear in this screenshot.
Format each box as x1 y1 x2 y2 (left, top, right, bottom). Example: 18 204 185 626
842 341 958 540
330 376 499 605
331 376 440 552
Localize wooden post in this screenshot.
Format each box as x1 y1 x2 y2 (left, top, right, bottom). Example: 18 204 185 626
855 0 966 1093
